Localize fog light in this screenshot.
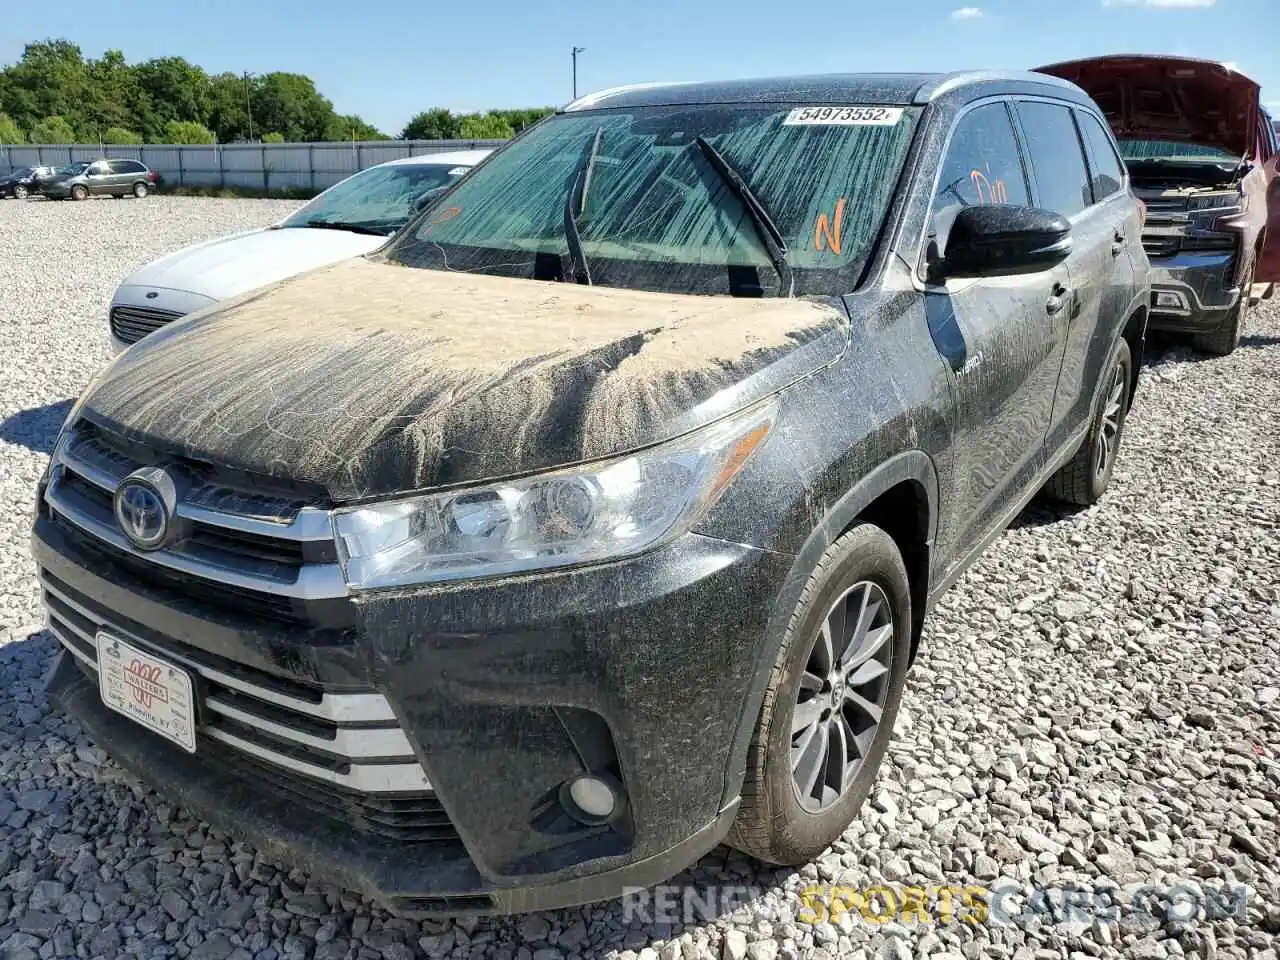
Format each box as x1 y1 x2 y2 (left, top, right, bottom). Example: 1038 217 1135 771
1153 291 1188 311
562 774 621 825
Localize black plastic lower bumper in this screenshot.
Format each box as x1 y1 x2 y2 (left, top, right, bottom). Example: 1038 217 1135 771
33 508 791 915
47 655 737 915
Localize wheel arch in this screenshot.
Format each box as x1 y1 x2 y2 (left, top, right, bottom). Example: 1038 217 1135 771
719 450 939 811
1120 303 1147 405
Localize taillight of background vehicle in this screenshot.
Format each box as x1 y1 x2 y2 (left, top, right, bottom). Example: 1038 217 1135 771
148 171 158 183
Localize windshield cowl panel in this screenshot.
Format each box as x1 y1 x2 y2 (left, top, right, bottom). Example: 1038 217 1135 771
385 104 920 299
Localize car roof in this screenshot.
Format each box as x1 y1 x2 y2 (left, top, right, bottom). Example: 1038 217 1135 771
379 149 493 169
564 71 1088 112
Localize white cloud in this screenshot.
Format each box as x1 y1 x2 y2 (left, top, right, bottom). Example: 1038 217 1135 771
1103 0 1217 8
951 7 985 19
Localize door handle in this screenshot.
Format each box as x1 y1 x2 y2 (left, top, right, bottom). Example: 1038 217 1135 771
1111 230 1125 256
1046 283 1070 316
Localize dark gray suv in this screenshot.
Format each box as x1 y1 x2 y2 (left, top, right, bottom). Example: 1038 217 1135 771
36 70 1150 916
44 158 158 200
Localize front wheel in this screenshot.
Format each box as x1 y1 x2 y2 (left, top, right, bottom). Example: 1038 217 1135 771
728 523 912 865
70 184 89 201
13 184 29 200
132 182 149 199
1047 338 1132 506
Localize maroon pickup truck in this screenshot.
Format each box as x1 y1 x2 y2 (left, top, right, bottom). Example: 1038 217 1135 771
1039 55 1280 355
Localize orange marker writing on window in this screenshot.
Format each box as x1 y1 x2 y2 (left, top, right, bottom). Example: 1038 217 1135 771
814 197 847 254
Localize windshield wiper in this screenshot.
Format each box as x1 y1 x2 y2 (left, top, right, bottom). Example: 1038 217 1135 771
694 135 794 297
293 221 391 237
563 126 604 285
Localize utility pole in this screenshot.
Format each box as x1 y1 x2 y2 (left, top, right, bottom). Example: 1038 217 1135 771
244 72 255 142
572 47 585 99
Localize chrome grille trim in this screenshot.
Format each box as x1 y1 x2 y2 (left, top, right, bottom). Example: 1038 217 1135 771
202 696 414 756
200 728 430 793
42 576 386 722
60 435 333 542
44 475 347 600
45 586 430 794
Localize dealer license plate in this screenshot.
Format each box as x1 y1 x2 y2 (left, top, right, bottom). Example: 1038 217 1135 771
95 631 197 753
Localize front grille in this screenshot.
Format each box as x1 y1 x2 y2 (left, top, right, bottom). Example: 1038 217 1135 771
42 419 345 621
110 304 184 344
1142 235 1180 257
43 574 459 843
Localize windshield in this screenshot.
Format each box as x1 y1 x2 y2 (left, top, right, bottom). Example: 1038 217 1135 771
385 104 921 297
56 163 88 176
281 163 471 235
1118 139 1239 165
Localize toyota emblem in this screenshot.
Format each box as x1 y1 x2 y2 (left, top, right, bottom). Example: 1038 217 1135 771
113 469 176 550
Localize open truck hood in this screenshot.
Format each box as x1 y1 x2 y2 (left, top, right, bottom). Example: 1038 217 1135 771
80 258 848 502
1036 55 1260 159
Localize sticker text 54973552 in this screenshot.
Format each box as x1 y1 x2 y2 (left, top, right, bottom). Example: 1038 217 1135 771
783 106 904 127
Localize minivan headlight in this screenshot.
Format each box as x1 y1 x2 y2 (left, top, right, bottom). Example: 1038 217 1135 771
333 401 776 589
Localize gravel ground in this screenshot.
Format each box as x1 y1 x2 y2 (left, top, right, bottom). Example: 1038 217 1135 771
1 197 1277 960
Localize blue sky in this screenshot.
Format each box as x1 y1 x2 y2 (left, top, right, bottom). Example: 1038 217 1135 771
1 0 1275 135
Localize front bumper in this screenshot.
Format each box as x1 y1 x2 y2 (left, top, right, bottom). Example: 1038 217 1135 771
1145 251 1242 332
33 511 790 914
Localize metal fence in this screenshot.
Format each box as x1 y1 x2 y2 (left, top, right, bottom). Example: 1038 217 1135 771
0 140 507 193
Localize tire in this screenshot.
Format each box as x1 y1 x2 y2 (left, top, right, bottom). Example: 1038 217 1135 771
70 184 89 201
728 523 912 865
1047 338 1132 506
1191 262 1253 356
13 184 28 200
132 182 149 199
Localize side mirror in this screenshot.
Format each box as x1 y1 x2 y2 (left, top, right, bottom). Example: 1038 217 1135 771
413 186 449 212
940 205 1072 279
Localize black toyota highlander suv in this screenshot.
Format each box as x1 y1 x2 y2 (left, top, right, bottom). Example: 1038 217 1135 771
35 71 1150 916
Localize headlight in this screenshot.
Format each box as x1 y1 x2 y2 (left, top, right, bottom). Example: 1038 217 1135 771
334 401 776 589
1188 192 1246 214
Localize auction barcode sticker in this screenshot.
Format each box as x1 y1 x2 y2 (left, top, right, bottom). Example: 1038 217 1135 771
783 106 904 126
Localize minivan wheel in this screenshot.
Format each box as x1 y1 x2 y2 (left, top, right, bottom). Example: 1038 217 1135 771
70 184 89 201
13 184 28 200
728 523 911 865
1047 338 1132 506
132 182 149 199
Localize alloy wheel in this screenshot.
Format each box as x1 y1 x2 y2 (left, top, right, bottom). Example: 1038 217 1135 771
791 580 894 812
1094 361 1126 479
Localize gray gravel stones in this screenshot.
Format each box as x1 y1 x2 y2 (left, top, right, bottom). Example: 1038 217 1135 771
2 198 1279 959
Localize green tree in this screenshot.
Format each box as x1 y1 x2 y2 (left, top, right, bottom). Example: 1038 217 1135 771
102 126 143 144
401 108 460 141
262 131 285 143
135 56 209 141
29 115 77 143
491 107 554 132
458 113 515 140
0 112 22 144
2 41 91 134
251 73 334 141
164 119 215 144
324 113 387 141
83 50 147 139
206 72 255 142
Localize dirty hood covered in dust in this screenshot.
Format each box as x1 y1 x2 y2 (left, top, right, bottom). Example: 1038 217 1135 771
82 258 849 502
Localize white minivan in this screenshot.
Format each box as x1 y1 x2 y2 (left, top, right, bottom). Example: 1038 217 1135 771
108 149 491 351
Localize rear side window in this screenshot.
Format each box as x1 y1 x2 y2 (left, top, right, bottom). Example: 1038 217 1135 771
110 160 145 174
1077 112 1126 201
928 102 1031 254
1016 101 1092 218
